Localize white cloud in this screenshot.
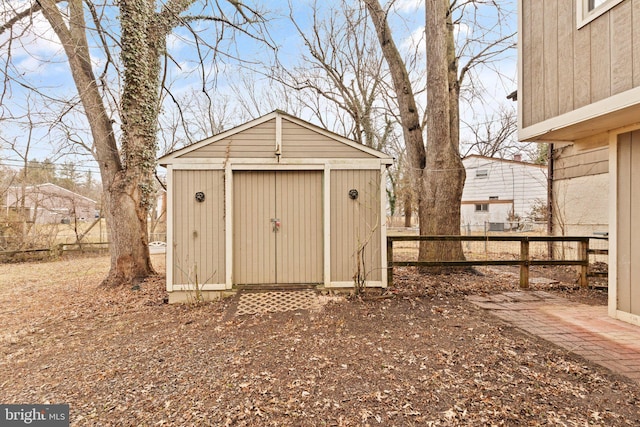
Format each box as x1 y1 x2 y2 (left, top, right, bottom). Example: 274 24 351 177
166 33 187 53
400 25 425 54
392 0 423 14
455 22 471 39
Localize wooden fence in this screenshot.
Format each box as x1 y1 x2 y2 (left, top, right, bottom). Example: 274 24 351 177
387 235 607 289
0 242 110 262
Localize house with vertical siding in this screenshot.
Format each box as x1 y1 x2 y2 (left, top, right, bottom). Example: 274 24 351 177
517 0 640 325
461 155 547 232
158 111 393 303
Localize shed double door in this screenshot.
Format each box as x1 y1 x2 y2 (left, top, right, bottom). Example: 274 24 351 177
233 171 323 284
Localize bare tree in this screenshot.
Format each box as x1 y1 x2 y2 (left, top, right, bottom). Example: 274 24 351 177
460 106 518 159
1 1 270 286
271 0 399 152
362 0 515 262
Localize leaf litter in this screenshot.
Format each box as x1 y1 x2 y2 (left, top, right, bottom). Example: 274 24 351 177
0 255 638 425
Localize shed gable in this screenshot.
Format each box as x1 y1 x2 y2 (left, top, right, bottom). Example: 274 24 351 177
168 113 383 161
281 118 374 159
178 119 276 159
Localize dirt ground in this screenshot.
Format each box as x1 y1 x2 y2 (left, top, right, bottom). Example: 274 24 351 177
1 254 638 426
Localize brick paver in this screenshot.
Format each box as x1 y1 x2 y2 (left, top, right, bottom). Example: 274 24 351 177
468 291 640 384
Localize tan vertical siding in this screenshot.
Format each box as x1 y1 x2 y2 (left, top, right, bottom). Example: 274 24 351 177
611 2 633 94
617 134 631 313
522 0 533 127
233 171 276 284
522 0 638 127
173 170 225 285
617 130 640 315
233 171 323 284
631 130 640 315
530 1 546 124
590 16 611 103
276 171 323 283
633 0 640 86
330 170 382 282
557 0 575 115
573 20 591 109
629 131 640 315
544 0 559 119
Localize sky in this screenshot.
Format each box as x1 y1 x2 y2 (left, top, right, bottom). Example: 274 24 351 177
0 0 518 180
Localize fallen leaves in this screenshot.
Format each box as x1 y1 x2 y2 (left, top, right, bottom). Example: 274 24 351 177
0 256 637 425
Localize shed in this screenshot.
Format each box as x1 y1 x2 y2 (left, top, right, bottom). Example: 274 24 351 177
158 111 393 303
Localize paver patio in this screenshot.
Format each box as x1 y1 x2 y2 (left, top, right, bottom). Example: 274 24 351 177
469 291 640 384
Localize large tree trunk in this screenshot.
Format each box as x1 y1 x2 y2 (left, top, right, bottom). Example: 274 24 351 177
421 0 465 262
40 0 154 286
363 0 427 238
102 177 154 285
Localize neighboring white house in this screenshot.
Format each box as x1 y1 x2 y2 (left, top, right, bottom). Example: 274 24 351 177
461 155 547 232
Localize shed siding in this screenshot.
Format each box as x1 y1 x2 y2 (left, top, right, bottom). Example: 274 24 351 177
172 170 225 285
275 171 323 283
281 119 373 159
617 130 640 316
233 171 276 284
175 117 377 160
233 171 323 284
330 170 382 282
180 119 277 159
522 0 638 128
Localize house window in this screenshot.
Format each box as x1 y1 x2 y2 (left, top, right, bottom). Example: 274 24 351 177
577 0 625 28
475 203 489 212
475 169 488 179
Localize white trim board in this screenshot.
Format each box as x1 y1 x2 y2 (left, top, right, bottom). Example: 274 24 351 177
166 158 391 169
519 86 640 142
576 0 626 29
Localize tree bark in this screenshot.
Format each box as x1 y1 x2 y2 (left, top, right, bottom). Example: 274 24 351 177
4 0 265 285
363 0 427 238
403 193 413 228
39 0 156 285
421 0 466 263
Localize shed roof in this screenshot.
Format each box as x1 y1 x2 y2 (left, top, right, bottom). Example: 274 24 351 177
158 110 393 165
